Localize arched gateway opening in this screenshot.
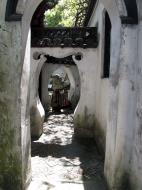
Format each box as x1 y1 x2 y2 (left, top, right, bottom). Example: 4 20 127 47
28 1 103 187
0 0 140 189
40 64 80 112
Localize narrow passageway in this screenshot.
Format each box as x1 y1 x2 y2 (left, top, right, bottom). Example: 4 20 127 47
28 112 107 190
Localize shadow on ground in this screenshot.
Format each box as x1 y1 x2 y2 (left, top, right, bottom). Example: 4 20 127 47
29 113 108 190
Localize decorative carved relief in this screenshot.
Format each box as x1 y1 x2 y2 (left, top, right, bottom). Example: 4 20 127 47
33 52 83 65
31 27 98 48
75 0 97 27
45 54 76 65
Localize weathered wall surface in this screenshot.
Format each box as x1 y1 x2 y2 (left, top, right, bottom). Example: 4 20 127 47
88 3 109 153
21 29 31 189
129 1 142 190
1 0 142 190
89 1 140 190
63 65 80 109
0 0 23 189
73 50 98 138
0 0 36 188
29 53 46 137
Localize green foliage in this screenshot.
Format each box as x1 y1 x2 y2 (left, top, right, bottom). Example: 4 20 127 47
44 0 78 27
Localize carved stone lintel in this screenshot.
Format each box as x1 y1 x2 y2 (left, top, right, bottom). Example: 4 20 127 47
31 27 98 48
45 54 76 65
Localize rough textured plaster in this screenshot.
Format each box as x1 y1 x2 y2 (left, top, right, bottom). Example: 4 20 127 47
1 0 142 189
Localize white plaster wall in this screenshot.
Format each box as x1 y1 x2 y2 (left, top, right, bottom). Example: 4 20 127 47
89 1 138 190
129 1 142 189
1 0 142 189
89 2 122 189
94 2 140 190
88 3 110 152
0 0 24 189
21 29 31 188
113 24 138 188
29 54 46 137
65 65 81 109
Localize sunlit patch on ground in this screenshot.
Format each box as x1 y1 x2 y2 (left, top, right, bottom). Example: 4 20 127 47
28 113 107 190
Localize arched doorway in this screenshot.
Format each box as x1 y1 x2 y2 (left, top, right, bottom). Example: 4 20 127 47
1 0 140 189
40 65 80 113
28 0 104 189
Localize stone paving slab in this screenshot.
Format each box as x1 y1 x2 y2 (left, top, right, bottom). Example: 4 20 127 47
28 113 107 190
28 180 106 190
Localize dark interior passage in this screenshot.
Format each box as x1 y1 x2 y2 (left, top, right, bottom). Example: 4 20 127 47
103 11 111 78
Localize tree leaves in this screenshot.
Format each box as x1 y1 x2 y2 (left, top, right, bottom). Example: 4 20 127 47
44 0 78 27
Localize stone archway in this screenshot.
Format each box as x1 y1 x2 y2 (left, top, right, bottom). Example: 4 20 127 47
40 63 81 111
41 63 80 110
1 0 140 189
29 50 81 138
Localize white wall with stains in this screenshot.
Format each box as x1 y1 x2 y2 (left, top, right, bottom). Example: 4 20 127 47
1 0 142 189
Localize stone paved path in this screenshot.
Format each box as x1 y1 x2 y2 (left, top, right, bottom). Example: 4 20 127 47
28 113 108 190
